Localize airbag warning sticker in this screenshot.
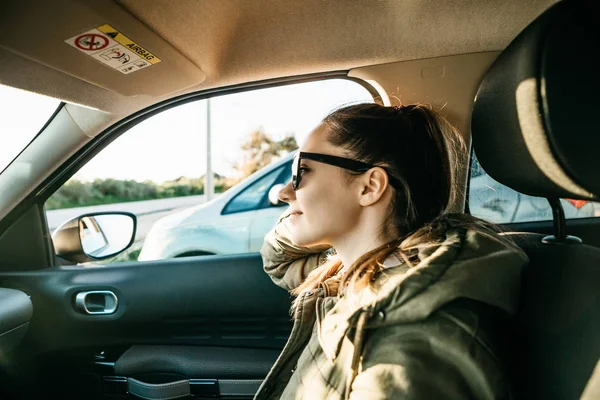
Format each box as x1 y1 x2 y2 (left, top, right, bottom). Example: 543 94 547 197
65 24 161 75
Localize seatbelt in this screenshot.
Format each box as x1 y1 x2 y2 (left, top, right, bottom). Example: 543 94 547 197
580 359 600 400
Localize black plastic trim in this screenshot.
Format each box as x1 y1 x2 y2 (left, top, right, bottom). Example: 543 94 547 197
189 379 219 398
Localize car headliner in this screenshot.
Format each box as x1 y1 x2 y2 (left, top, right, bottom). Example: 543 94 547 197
0 0 556 115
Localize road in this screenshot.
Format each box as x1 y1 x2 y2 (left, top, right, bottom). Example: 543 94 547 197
46 195 209 241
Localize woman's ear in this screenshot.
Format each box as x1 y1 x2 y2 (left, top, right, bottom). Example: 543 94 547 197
358 167 389 207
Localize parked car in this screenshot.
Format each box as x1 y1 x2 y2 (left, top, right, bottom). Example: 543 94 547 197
138 153 293 260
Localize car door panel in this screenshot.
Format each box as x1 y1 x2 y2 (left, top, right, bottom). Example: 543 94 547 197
1 255 292 349
0 288 32 353
0 247 292 399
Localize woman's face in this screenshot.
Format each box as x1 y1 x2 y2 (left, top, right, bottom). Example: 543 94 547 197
278 123 363 247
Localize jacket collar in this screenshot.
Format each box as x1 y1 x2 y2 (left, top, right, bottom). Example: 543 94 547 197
316 226 527 361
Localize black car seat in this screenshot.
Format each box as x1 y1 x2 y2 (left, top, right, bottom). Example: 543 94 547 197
470 0 600 399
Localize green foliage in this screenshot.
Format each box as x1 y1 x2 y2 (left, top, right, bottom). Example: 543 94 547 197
92 178 159 199
234 128 298 179
46 176 233 210
160 176 203 198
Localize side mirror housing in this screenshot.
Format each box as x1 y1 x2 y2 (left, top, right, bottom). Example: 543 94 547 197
52 212 137 264
268 184 286 206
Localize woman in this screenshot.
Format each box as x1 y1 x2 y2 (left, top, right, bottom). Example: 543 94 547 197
254 103 527 400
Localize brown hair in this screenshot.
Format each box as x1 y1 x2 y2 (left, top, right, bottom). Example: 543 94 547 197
291 103 512 298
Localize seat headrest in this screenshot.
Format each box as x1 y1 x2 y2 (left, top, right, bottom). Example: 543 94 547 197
471 0 599 200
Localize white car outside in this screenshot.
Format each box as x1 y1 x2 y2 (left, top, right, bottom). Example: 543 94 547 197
138 153 294 260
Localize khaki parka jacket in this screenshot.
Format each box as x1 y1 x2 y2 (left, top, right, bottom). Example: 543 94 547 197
254 214 528 400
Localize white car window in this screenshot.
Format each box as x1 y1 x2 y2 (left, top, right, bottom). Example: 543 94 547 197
223 163 290 215
469 153 599 224
45 78 373 264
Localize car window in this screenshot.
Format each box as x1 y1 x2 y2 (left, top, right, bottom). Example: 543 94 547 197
223 163 291 215
46 78 373 264
469 153 599 224
0 84 61 173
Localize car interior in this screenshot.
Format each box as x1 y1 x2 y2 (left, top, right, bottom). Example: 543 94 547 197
0 0 598 399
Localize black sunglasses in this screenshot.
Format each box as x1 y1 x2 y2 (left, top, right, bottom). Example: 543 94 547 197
292 151 402 191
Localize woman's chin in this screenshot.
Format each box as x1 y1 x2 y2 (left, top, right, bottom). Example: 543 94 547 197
285 217 323 247
289 233 307 247
287 229 310 247
291 233 324 249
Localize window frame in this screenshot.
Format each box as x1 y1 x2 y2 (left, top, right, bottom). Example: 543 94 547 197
0 74 375 268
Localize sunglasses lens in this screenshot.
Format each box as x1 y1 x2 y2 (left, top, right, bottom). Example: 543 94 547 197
292 156 299 190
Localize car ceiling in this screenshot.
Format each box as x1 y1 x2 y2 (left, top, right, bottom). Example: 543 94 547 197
0 0 556 116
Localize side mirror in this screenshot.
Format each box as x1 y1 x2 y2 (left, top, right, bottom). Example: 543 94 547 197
268 184 286 206
52 212 137 264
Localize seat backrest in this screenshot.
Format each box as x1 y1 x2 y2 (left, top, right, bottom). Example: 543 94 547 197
511 234 600 399
471 0 600 398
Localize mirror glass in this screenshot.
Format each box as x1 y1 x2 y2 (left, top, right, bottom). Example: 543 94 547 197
79 214 135 259
268 184 285 206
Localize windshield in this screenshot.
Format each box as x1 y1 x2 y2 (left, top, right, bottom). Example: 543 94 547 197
0 84 61 173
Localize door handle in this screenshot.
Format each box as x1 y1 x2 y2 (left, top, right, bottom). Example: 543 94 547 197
75 290 118 315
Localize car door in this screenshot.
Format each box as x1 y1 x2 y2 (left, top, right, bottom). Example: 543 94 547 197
0 111 293 400
0 78 373 400
2 242 291 400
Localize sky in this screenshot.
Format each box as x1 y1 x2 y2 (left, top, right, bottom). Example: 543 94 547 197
1 79 373 183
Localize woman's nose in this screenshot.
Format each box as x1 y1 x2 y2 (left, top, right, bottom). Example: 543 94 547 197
278 181 296 203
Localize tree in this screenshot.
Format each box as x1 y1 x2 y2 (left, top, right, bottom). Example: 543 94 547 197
235 128 298 178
